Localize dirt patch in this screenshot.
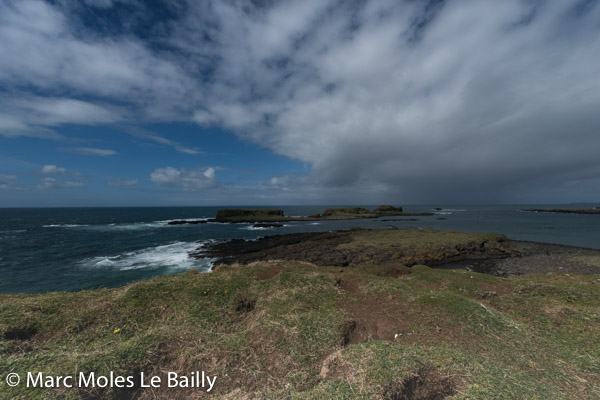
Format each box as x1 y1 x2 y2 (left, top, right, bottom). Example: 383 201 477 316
3 325 38 341
380 265 412 278
514 283 559 296
319 349 354 382
236 298 257 313
255 265 284 280
338 277 362 293
382 365 459 400
338 296 406 344
337 294 485 351
339 320 357 346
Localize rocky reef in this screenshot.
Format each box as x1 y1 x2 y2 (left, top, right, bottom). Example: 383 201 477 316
196 228 514 268
214 209 285 222
373 205 404 214
205 206 434 224
313 207 376 218
167 220 208 225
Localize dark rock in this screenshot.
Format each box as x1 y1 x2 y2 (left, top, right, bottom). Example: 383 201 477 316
374 205 404 214
215 208 284 221
167 220 208 225
253 223 284 228
321 207 373 217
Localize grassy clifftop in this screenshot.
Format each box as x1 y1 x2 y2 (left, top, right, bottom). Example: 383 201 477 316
1 233 599 399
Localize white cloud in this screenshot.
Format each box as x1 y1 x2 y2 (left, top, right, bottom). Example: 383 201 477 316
266 175 291 187
0 174 17 190
0 0 194 137
126 127 202 155
40 165 67 175
37 177 83 189
64 147 116 156
0 95 121 138
150 167 218 191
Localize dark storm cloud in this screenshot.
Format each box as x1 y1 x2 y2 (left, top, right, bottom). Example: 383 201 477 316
1 0 599 203
187 0 600 203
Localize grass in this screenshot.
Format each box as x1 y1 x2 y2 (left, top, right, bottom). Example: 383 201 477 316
573 256 600 268
341 228 508 250
336 228 512 265
1 258 599 398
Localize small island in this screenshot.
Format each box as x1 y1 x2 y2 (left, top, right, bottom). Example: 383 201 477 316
168 206 434 225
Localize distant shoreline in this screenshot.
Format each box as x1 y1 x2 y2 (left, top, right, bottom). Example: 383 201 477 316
168 206 434 225
523 208 600 215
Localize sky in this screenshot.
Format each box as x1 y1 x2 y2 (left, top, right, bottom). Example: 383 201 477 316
1 0 599 207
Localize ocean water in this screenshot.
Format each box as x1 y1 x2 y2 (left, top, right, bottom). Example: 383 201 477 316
0 205 599 294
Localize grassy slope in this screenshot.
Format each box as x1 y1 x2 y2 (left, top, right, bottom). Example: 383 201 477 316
1 259 599 399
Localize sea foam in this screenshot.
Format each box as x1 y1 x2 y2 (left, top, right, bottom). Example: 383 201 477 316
79 241 213 272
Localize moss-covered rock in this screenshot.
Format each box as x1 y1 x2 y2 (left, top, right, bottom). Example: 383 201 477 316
320 207 375 218
214 208 284 221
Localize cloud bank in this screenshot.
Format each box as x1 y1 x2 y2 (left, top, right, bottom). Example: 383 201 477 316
2 0 600 203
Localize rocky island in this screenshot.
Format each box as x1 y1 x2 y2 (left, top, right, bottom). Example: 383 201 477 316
168 206 433 225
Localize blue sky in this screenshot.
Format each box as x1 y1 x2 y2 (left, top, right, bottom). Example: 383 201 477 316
1 0 600 206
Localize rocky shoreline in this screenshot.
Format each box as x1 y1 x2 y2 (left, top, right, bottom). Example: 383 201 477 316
193 228 600 276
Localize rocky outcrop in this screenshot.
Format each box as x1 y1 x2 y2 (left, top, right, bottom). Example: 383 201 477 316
195 228 513 268
207 206 435 224
167 220 208 225
214 209 285 222
317 207 375 218
374 205 404 215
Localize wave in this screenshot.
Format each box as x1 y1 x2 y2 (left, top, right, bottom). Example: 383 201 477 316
79 241 213 272
162 218 210 223
90 222 167 231
240 224 290 231
43 224 89 228
42 218 211 231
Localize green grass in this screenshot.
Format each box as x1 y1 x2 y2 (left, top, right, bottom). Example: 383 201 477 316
573 256 600 268
1 259 599 399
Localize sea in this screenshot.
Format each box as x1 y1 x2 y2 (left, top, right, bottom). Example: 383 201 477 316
1 205 599 294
